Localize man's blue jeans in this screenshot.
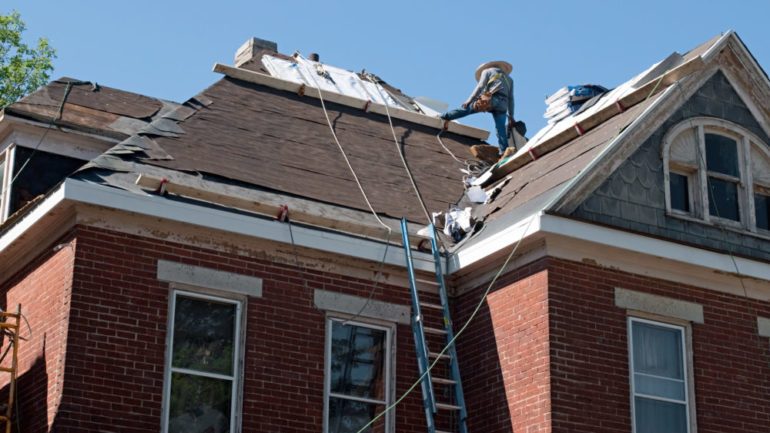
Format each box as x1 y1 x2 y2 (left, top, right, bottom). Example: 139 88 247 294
441 94 509 153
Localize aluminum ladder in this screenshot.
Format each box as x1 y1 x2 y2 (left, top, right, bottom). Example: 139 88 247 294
401 218 468 433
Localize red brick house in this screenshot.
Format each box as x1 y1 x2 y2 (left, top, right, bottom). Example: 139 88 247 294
1 31 769 433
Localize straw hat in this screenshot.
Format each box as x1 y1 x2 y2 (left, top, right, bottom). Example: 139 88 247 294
475 60 513 81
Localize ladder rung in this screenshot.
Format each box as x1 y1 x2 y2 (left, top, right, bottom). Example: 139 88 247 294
0 367 14 373
429 351 450 360
0 415 9 421
0 323 18 329
432 377 457 385
416 277 439 286
436 402 462 411
424 326 447 335
420 301 444 310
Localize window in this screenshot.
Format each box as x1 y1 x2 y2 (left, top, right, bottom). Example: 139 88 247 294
325 318 392 433
163 290 243 433
0 146 10 221
629 318 691 433
663 117 770 233
755 190 770 231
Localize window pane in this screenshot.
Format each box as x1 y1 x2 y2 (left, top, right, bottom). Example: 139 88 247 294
635 373 685 401
705 133 739 177
632 322 683 381
635 397 687 433
330 322 386 400
329 397 385 433
168 372 232 433
173 296 237 375
670 173 690 212
756 193 770 230
708 178 740 221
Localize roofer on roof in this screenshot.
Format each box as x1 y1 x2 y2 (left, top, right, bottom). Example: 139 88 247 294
440 60 515 156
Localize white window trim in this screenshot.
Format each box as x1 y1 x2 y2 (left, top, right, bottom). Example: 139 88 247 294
0 144 16 222
628 316 696 433
663 117 770 235
323 315 396 433
161 288 246 433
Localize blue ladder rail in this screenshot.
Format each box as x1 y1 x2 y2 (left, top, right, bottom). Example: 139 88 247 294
401 218 469 433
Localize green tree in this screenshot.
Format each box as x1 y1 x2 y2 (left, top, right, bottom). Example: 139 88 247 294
0 11 55 108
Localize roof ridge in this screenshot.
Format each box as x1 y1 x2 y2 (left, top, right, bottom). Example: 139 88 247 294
212 62 490 141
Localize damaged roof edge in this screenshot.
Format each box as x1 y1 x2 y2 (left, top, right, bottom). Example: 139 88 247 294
212 63 490 141
0 178 439 275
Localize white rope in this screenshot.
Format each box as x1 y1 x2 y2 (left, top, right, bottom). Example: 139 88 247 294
294 54 396 325
295 55 392 234
356 214 538 433
368 77 433 225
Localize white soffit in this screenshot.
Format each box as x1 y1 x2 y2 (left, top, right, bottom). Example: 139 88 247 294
55 179 436 273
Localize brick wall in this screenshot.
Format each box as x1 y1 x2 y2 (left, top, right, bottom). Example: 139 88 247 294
0 231 76 433
548 257 770 433
7 221 770 433
454 256 770 433
454 259 551 433
54 224 426 432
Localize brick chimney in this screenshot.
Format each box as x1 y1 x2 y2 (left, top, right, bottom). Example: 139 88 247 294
234 37 278 67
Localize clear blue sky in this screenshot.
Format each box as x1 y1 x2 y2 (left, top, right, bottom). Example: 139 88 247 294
5 1 769 136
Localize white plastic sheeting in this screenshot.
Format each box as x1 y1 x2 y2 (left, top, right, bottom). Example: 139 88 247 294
262 55 409 110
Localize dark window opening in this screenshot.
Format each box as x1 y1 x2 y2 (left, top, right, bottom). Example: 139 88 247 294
10 147 85 215
755 193 770 231
708 177 740 221
670 173 690 213
705 133 739 177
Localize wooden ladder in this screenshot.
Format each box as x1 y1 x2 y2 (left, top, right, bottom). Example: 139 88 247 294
0 306 21 433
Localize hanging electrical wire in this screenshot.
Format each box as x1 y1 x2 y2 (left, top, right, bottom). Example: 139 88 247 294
8 80 98 188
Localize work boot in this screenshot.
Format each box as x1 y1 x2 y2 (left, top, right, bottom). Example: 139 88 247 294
470 144 500 165
501 146 517 160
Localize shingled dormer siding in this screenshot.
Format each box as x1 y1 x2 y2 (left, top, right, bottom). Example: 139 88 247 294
571 71 770 261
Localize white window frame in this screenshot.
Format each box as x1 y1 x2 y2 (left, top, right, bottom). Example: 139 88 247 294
323 316 395 433
628 316 694 433
663 117 770 235
162 288 245 433
0 144 16 222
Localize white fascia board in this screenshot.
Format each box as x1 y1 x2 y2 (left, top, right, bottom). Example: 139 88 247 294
538 214 770 282
449 212 542 272
546 83 679 214
0 184 66 252
451 210 770 282
59 179 436 272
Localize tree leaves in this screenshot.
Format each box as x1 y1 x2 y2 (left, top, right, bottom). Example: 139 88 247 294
0 10 56 108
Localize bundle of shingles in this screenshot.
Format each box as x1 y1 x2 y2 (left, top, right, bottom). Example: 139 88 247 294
543 84 608 124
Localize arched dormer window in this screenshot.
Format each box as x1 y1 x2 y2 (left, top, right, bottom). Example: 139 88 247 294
663 117 770 234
